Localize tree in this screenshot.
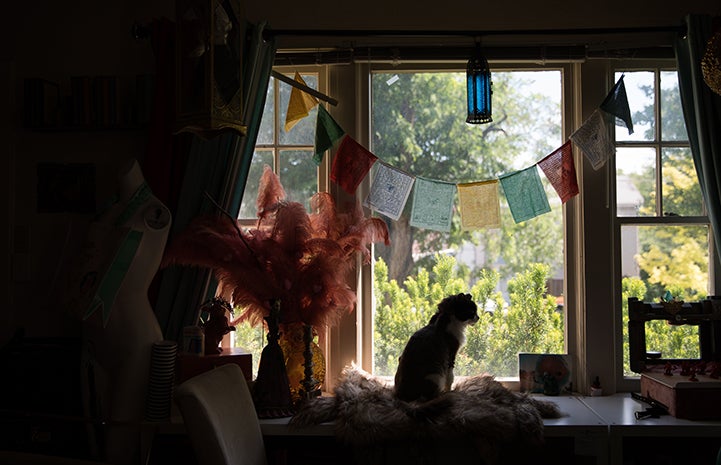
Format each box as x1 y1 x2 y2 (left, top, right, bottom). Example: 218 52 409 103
371 71 563 285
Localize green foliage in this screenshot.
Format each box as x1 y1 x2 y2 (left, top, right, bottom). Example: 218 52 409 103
374 255 564 378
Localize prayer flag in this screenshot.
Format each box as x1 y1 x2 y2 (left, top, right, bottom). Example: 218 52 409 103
537 141 579 203
330 135 378 195
600 75 634 135
284 72 319 132
499 166 551 223
410 177 456 232
457 180 501 230
314 105 346 165
365 162 415 221
570 109 615 170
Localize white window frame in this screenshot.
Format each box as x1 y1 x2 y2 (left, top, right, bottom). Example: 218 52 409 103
605 59 717 392
324 61 582 392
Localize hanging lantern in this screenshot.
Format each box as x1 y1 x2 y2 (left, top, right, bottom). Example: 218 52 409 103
466 43 493 124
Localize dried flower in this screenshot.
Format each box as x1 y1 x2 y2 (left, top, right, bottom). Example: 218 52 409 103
161 165 389 328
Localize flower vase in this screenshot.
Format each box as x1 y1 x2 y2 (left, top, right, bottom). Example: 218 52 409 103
279 322 325 405
251 300 294 418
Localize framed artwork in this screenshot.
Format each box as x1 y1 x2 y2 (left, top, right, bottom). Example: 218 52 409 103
519 353 572 394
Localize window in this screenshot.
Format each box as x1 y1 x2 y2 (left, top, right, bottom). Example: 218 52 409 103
368 66 567 379
232 55 717 395
232 67 328 377
612 66 710 378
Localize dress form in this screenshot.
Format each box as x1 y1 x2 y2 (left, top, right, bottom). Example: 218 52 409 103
81 159 171 465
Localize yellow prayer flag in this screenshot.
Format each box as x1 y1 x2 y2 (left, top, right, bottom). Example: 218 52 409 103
457 180 501 230
284 72 319 132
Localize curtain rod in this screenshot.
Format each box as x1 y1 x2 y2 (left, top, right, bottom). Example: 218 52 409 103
263 24 686 40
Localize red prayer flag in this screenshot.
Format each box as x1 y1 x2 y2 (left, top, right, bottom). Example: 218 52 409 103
330 135 378 194
538 141 579 203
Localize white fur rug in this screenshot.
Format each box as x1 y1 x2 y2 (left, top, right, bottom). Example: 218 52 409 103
290 365 562 463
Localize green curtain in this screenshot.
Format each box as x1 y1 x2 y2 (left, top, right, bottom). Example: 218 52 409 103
675 14 721 264
154 22 276 343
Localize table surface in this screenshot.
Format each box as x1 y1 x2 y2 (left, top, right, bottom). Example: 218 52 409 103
258 393 721 437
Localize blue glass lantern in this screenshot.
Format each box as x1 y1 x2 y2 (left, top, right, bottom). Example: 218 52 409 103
466 43 492 124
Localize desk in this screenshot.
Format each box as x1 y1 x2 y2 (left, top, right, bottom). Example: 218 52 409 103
580 394 721 465
146 394 721 465
259 395 721 465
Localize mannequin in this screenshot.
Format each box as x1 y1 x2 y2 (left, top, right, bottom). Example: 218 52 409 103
80 159 171 465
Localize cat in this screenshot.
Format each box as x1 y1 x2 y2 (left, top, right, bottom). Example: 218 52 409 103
393 292 479 402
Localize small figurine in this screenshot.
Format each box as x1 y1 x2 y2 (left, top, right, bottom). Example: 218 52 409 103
590 376 602 396
664 362 673 376
689 367 699 382
708 362 721 379
199 297 236 355
680 361 691 376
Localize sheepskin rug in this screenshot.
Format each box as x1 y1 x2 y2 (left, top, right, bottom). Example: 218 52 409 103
290 365 562 463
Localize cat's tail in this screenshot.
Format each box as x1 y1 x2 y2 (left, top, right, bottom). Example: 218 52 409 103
393 392 457 423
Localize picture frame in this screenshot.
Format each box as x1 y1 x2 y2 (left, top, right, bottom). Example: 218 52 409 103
518 353 572 394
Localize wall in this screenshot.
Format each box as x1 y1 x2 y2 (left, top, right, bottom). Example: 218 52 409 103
2 0 174 344
3 0 720 345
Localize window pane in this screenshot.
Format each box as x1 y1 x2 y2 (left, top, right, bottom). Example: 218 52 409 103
238 150 273 219
662 147 703 217
279 74 318 146
615 71 654 142
616 147 656 217
660 71 688 142
371 70 564 379
257 79 275 145
621 224 709 375
279 149 317 210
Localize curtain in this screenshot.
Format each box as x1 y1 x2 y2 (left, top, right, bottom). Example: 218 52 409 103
675 14 721 264
154 22 276 343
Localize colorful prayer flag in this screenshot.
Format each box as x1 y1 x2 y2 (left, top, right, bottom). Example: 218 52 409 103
284 72 319 132
365 162 415 221
314 105 346 165
600 75 634 135
330 135 378 195
409 177 456 232
457 180 501 230
499 166 551 223
570 109 615 171
537 141 579 203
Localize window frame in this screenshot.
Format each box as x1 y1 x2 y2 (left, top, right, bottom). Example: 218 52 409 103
237 65 331 226
240 56 717 396
607 59 716 392
344 61 578 392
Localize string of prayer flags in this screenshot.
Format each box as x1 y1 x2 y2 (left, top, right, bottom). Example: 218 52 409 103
314 105 346 165
330 135 378 195
570 109 615 171
409 177 456 232
284 72 319 132
537 141 579 203
457 180 501 230
365 162 415 221
499 166 551 223
600 75 634 135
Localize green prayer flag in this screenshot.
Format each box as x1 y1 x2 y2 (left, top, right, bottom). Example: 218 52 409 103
499 166 551 223
314 105 345 165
